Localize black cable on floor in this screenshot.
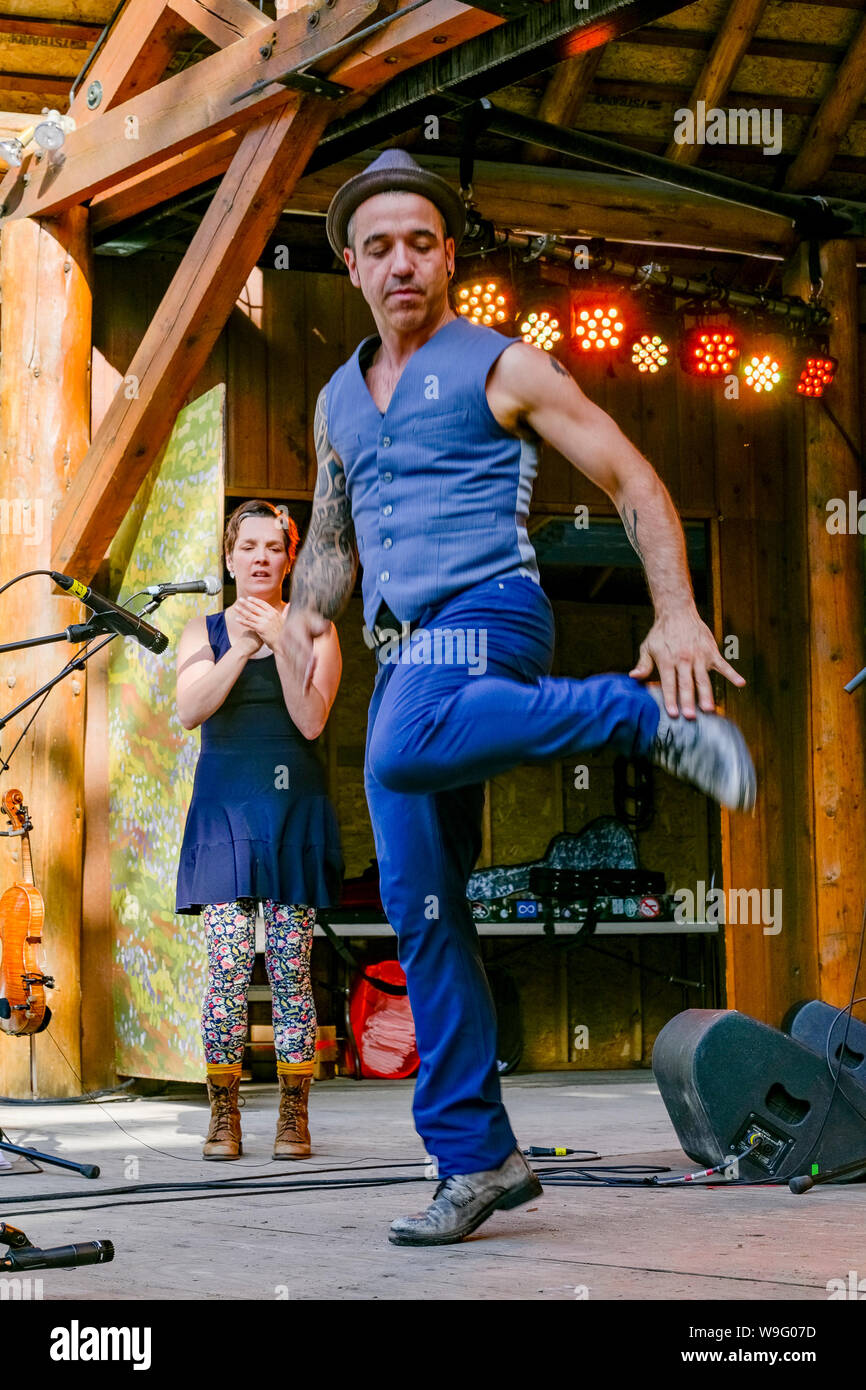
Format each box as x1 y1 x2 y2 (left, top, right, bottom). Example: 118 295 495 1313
1 1174 430 1219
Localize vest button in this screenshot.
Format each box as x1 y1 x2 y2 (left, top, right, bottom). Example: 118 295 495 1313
382 436 391 447
383 537 392 549
380 570 390 582
382 471 393 483
383 504 393 516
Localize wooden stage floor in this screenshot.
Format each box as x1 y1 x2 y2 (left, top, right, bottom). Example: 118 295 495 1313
0 1071 862 1302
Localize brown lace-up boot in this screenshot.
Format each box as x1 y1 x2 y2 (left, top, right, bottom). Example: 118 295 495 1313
273 1074 312 1159
203 1073 242 1160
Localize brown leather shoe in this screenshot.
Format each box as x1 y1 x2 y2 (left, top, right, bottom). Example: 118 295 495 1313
203 1074 242 1160
273 1074 312 1159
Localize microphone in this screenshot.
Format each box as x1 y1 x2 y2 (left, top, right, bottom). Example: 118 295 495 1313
3 1239 115 1271
50 571 169 654
143 577 221 597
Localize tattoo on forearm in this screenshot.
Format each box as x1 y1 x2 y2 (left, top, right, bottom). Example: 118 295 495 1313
620 505 645 564
548 356 569 378
290 389 357 620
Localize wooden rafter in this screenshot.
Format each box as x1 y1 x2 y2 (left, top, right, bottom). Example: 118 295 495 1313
68 0 192 130
46 0 519 577
90 129 243 233
0 0 379 221
166 0 271 48
287 151 803 258
85 0 692 235
784 13 866 191
51 99 328 578
0 15 102 43
523 48 604 166
664 0 767 165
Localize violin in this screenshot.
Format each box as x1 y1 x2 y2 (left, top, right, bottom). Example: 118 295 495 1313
0 789 53 1036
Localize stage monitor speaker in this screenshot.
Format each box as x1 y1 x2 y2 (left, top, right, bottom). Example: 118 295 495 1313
781 999 866 1088
652 1009 866 1182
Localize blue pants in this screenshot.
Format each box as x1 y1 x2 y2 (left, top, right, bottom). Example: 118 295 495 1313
364 574 659 1176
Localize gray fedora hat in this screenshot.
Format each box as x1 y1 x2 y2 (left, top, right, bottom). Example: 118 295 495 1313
326 148 466 256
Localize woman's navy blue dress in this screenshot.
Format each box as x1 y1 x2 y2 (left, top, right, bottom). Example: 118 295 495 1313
175 611 343 914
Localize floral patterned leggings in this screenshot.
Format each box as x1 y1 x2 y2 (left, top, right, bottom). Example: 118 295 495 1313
201 899 317 1066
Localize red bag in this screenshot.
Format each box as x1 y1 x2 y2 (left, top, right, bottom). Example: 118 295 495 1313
348 960 419 1079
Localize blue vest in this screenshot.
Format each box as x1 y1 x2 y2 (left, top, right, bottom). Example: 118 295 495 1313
324 317 541 628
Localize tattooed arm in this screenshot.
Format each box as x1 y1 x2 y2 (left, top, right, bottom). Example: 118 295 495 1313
276 387 358 715
486 341 744 717
291 387 358 619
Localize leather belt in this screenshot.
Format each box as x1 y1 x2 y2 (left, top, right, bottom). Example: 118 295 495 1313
362 602 419 653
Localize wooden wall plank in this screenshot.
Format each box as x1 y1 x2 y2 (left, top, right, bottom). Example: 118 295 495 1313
263 268 309 493
787 239 866 1007
227 268 269 491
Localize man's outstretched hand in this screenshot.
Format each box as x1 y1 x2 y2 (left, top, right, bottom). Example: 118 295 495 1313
277 607 332 695
630 608 745 718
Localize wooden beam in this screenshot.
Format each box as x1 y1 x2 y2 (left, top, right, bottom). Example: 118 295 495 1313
29 0 684 232
0 71 70 98
166 0 271 48
90 129 242 234
86 0 512 233
314 0 689 167
289 152 800 258
68 0 191 130
785 239 866 1008
328 0 502 92
0 0 378 222
51 99 329 579
624 27 847 66
579 77 866 124
0 207 91 1097
0 15 101 43
664 0 767 165
523 48 604 165
784 14 866 191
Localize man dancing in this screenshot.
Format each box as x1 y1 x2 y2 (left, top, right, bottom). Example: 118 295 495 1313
279 149 755 1246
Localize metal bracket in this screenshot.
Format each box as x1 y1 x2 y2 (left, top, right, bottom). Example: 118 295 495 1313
278 68 353 99
231 0 430 106
274 69 351 99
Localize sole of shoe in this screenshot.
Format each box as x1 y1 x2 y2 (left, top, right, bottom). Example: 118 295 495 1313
202 1146 243 1160
651 699 756 812
272 1150 311 1160
388 1173 544 1246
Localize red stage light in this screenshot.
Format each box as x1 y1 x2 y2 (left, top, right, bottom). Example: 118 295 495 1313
572 302 625 354
796 355 837 398
681 324 739 378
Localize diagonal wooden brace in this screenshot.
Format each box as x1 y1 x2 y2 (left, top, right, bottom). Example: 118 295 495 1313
50 98 329 579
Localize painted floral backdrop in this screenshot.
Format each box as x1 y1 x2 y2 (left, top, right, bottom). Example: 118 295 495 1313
109 386 225 1081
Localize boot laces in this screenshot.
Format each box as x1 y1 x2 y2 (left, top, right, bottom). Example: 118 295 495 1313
209 1083 237 1138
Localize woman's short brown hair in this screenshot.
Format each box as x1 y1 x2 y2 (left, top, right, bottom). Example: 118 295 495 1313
224 499 299 568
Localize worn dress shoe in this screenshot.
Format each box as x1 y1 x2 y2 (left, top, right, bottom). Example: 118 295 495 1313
389 1147 542 1246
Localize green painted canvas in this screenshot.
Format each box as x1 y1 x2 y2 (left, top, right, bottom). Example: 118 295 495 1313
109 386 225 1082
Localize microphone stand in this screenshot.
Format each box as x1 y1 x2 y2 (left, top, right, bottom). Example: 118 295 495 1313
0 591 170 748
0 591 172 1177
